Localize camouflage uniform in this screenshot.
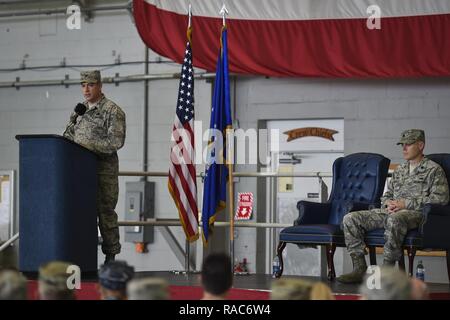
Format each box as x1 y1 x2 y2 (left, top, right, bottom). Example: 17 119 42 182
343 130 449 262
337 129 449 284
63 71 126 256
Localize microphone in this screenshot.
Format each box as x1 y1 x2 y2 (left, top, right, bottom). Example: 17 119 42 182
74 103 87 116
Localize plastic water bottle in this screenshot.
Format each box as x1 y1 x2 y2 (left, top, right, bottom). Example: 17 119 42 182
416 260 425 281
272 256 280 278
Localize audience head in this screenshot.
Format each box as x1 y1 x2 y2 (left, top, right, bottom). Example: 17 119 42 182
38 261 75 300
0 269 27 300
271 278 334 300
201 252 233 300
309 281 335 300
127 277 169 300
410 278 429 300
359 266 411 300
98 260 134 300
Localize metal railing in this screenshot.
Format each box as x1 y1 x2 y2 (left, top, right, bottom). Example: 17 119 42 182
0 171 330 267
119 170 332 178
118 219 292 229
0 233 19 253
118 170 330 273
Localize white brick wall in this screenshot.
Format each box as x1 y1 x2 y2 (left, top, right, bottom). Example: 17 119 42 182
234 77 450 281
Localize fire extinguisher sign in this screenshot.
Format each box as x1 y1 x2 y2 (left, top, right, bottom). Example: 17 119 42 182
235 192 253 220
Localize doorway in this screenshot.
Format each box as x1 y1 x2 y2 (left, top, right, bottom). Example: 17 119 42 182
266 119 344 276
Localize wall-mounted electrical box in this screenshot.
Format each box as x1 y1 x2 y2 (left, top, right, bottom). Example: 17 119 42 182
124 181 155 243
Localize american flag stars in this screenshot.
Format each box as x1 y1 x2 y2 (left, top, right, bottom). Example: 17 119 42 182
176 42 195 125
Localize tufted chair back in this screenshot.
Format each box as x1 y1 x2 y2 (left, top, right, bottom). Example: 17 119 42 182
427 154 450 205
327 153 390 225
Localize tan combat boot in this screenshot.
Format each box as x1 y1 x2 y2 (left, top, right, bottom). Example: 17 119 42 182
336 253 367 284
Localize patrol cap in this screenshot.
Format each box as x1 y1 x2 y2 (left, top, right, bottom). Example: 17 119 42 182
397 129 425 145
38 261 72 289
80 70 101 84
98 260 134 291
127 277 169 300
271 278 313 300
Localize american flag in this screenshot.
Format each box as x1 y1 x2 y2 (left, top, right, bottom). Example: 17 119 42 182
168 32 199 242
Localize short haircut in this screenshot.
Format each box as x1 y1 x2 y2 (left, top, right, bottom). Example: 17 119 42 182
201 253 232 296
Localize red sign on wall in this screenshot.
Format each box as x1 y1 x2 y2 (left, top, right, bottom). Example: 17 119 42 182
235 192 253 220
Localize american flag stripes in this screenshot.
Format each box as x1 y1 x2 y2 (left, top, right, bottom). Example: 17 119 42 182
168 28 199 242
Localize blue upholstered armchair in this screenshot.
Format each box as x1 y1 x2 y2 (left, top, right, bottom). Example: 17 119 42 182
276 153 390 280
365 153 450 280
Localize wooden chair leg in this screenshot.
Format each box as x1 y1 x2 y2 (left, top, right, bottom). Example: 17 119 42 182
325 243 337 281
368 246 377 265
275 241 287 278
398 250 406 271
406 246 416 277
447 249 450 283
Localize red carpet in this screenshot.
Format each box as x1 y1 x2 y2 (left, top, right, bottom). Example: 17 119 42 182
169 286 270 300
27 281 269 300
27 281 450 300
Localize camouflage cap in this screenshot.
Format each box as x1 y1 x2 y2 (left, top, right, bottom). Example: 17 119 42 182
127 277 169 300
397 129 425 145
38 261 72 289
80 70 101 84
98 260 134 291
270 278 313 300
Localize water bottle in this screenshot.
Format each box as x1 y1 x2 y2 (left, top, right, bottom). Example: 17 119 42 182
416 260 425 281
272 256 280 278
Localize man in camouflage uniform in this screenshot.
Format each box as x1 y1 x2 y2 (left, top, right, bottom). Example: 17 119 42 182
63 70 126 264
337 129 449 284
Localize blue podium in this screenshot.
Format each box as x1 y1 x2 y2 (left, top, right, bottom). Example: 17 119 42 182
16 135 98 273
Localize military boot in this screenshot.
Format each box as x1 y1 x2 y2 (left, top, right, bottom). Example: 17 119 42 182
104 254 116 264
336 253 367 284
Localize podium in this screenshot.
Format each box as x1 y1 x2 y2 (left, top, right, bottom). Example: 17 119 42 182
16 135 98 273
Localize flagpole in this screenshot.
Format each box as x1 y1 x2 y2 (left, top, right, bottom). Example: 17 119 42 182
188 3 192 28
227 132 234 271
220 3 234 271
